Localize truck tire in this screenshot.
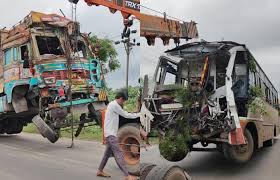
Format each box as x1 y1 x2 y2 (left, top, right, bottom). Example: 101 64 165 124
146 164 190 180
117 123 140 175
88 104 102 127
5 119 23 134
32 115 59 143
223 129 254 163
140 163 156 180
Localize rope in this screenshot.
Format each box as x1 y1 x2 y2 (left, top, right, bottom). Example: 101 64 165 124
67 3 76 149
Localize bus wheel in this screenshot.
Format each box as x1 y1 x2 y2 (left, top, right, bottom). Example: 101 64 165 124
117 123 140 175
263 138 274 147
223 129 254 163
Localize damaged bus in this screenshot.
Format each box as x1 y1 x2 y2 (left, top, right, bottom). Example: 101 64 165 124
141 41 280 163
0 11 107 143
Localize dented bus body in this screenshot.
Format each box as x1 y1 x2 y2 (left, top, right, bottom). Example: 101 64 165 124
141 41 280 163
0 12 107 142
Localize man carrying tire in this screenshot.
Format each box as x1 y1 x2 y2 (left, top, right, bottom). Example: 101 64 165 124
97 90 140 180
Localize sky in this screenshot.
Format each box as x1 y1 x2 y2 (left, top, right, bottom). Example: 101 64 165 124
141 0 280 91
1 0 280 90
0 0 140 89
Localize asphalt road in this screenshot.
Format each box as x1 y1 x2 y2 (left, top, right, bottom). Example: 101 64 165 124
141 137 280 180
0 133 124 180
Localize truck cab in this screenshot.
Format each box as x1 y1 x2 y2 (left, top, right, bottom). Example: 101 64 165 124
0 11 107 141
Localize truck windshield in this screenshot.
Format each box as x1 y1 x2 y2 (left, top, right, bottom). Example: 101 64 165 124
36 36 64 56
75 41 87 58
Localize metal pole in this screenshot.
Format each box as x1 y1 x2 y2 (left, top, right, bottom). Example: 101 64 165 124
124 37 131 97
126 41 130 91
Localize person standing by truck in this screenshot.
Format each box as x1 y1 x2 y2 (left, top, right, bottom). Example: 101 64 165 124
96 90 139 180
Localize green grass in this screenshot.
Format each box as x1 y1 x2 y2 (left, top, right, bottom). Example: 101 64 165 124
23 123 103 142
23 123 39 134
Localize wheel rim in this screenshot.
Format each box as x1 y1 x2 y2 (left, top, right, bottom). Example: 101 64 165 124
120 136 140 165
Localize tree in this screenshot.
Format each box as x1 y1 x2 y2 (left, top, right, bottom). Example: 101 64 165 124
90 35 120 73
106 86 140 112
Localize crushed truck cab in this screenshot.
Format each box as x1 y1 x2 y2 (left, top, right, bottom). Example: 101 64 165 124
0 11 107 142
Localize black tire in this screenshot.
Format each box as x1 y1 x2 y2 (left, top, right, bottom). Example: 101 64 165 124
32 115 59 143
88 104 102 127
117 123 140 175
94 110 102 127
140 163 156 180
5 120 23 134
223 129 254 163
146 164 190 180
263 138 274 147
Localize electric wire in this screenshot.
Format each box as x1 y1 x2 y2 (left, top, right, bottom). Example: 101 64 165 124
140 5 186 22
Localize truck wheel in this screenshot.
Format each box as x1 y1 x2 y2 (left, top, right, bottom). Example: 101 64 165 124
223 129 254 163
263 138 274 147
117 123 140 175
5 120 23 134
140 163 156 180
32 115 59 143
146 164 190 180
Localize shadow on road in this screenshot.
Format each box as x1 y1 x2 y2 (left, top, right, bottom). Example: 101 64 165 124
181 139 278 177
0 134 17 138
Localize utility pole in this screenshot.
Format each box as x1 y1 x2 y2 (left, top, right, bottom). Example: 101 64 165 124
115 21 140 95
125 38 130 92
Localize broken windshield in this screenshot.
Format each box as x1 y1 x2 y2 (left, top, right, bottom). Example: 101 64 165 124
36 36 64 56
156 59 178 85
74 41 87 58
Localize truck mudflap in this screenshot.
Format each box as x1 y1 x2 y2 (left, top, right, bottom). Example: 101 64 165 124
32 115 59 143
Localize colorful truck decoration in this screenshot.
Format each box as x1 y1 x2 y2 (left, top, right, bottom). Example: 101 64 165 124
0 11 107 142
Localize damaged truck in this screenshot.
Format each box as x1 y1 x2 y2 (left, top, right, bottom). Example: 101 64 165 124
0 11 108 143
141 41 280 163
0 11 140 174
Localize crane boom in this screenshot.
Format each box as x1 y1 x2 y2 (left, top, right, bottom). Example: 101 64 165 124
70 0 199 45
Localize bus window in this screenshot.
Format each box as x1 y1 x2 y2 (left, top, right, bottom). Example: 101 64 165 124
232 51 248 98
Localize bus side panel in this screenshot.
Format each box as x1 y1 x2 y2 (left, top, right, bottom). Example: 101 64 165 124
262 101 278 141
275 120 280 137
240 119 263 148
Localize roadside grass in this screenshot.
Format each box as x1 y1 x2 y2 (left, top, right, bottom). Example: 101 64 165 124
23 123 103 142
148 137 159 145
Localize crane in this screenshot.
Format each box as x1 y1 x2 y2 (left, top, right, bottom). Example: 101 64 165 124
68 0 199 45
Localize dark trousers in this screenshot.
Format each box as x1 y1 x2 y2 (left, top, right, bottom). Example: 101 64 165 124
98 135 129 176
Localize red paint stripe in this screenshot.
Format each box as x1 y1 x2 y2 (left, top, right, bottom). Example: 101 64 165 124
230 128 245 145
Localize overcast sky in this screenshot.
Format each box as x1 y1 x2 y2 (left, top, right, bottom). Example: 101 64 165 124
141 0 280 91
1 1 280 90
0 0 140 89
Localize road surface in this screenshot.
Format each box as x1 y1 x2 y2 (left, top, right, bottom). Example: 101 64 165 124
0 133 124 180
141 137 280 180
